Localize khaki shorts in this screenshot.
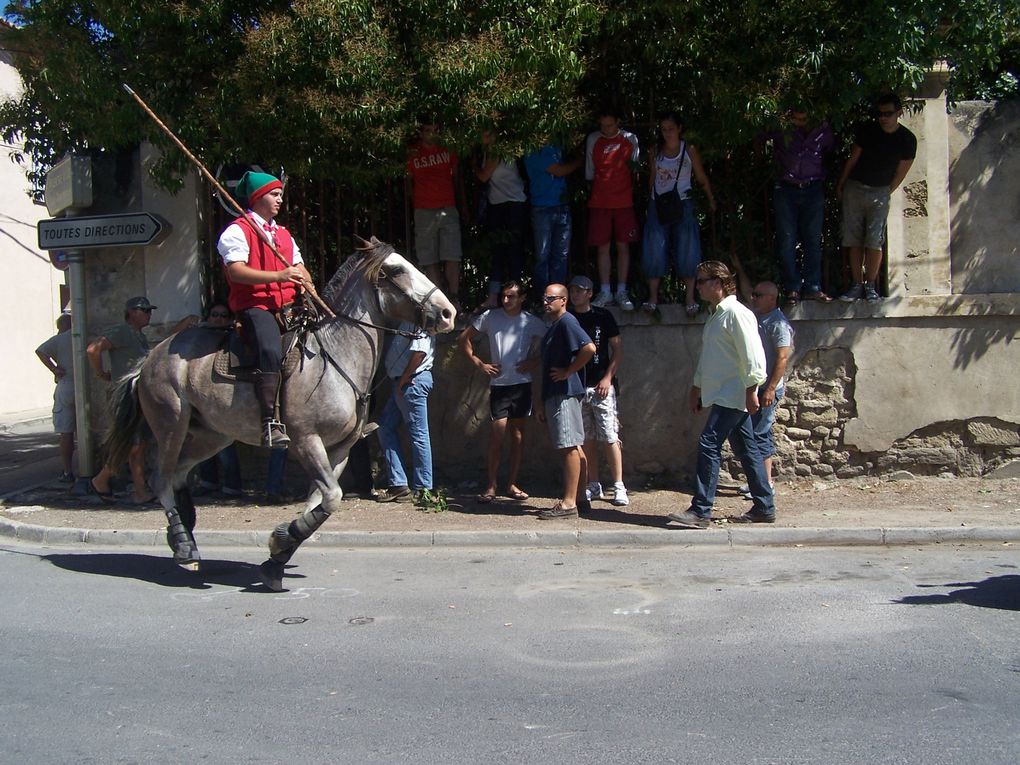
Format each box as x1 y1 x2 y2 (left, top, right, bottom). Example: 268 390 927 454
52 382 75 434
414 207 463 267
841 179 890 250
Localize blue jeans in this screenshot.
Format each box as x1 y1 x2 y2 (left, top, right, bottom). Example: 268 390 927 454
774 181 825 294
531 204 571 295
745 387 782 459
691 404 774 518
641 198 702 278
377 371 433 490
198 443 288 493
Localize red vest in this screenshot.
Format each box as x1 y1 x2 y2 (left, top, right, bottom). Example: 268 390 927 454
224 217 298 312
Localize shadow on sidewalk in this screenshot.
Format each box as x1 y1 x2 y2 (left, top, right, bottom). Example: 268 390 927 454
39 551 295 591
894 575 1020 612
581 506 671 527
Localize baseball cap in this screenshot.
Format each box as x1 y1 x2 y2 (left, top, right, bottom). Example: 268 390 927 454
568 275 594 290
125 296 157 312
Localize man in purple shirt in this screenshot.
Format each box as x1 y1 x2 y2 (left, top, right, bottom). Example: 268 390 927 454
761 108 835 304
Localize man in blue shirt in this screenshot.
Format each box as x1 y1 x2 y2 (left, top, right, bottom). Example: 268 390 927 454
536 283 595 520
523 145 580 298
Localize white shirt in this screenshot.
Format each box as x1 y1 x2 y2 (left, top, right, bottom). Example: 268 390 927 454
693 295 767 410
471 308 546 386
217 210 304 266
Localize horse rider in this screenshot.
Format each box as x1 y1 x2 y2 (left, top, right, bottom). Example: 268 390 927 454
216 171 313 447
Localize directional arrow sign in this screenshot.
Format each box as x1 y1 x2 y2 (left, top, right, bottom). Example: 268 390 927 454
37 212 168 250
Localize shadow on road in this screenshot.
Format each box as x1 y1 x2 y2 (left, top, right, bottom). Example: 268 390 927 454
894 575 1020 611
38 551 298 591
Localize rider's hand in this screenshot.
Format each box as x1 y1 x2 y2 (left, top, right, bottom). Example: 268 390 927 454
278 266 305 286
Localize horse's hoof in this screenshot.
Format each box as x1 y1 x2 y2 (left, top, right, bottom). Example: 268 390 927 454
167 525 200 569
259 560 285 592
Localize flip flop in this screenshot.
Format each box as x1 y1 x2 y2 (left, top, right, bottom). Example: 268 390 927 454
506 488 529 500
476 493 496 504
88 479 116 504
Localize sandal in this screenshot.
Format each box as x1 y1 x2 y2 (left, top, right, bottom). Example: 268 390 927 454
685 303 700 317
88 478 116 504
506 487 529 500
786 290 801 305
476 492 496 504
640 302 657 314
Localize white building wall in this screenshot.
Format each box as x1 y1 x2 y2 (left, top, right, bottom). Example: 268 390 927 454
0 50 65 418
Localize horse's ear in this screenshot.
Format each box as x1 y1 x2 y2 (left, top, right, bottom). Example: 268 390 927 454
354 235 370 250
369 235 381 246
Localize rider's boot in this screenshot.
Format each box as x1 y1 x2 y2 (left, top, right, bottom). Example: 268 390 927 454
255 371 290 448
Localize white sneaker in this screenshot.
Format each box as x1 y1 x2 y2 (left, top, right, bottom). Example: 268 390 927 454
585 481 605 501
615 289 634 311
591 290 613 308
611 484 629 506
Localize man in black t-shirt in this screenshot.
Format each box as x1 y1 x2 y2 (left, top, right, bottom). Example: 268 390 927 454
568 275 630 507
836 94 917 303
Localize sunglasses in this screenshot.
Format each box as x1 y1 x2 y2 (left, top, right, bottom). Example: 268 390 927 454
542 295 565 303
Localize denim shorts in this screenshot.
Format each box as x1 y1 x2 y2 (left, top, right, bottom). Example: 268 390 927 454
641 198 702 278
544 394 585 449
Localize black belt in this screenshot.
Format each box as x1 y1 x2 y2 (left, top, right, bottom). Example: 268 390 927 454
781 178 821 189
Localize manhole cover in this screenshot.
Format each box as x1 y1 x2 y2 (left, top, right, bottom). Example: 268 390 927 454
349 616 375 625
279 617 308 625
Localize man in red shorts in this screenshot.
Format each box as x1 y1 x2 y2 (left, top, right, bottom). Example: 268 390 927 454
584 107 640 312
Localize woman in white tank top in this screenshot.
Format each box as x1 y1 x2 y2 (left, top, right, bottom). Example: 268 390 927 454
641 112 716 315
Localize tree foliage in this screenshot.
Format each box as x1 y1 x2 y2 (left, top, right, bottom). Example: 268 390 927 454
3 0 1017 189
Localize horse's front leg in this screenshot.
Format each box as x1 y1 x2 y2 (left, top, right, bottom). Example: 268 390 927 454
260 435 345 591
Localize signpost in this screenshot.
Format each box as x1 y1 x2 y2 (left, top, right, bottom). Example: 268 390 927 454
37 212 167 251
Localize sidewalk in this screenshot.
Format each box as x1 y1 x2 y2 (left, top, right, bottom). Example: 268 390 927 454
3 472 1019 549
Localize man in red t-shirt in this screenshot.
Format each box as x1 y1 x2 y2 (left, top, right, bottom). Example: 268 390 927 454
584 107 640 311
407 120 465 307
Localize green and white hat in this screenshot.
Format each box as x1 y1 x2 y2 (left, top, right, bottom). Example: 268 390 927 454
236 171 282 205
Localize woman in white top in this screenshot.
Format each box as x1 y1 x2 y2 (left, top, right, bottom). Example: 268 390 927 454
640 111 716 315
475 130 528 311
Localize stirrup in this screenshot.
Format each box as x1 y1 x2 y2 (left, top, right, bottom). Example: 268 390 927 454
262 419 290 448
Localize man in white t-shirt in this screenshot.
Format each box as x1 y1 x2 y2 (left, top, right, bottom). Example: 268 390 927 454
457 280 546 502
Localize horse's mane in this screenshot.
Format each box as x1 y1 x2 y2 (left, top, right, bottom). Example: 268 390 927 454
321 238 395 307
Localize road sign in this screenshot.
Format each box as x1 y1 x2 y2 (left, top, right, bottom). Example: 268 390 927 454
49 250 70 271
37 213 168 250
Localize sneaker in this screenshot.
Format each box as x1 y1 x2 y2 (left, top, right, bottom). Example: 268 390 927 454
375 485 412 503
864 283 881 303
591 290 613 308
839 283 864 302
615 289 635 311
738 483 752 500
730 509 776 524
585 481 605 501
58 471 75 484
667 509 710 529
537 502 578 520
640 302 657 314
611 485 629 507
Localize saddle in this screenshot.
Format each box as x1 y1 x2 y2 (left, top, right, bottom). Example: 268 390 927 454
212 327 303 382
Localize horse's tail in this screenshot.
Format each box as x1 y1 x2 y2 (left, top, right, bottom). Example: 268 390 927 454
104 367 144 468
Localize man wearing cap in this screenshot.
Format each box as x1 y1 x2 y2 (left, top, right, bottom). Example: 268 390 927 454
217 170 313 447
86 296 162 503
567 275 629 507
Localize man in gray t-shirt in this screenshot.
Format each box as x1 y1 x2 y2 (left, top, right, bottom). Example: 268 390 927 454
743 281 793 488
457 280 545 502
35 313 76 480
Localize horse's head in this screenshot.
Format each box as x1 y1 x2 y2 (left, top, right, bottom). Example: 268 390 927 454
324 238 457 334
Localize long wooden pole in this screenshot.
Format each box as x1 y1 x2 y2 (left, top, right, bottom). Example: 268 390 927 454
121 84 334 318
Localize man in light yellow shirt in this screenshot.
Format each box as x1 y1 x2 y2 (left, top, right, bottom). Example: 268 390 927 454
669 261 776 528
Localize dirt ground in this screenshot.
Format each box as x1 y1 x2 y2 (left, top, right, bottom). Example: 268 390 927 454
3 475 1018 533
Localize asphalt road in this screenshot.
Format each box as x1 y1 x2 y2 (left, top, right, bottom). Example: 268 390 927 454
1 543 1017 764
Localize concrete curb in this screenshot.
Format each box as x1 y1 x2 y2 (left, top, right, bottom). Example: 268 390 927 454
3 515 1020 549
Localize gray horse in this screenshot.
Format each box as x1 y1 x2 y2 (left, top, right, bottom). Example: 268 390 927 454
105 238 456 590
